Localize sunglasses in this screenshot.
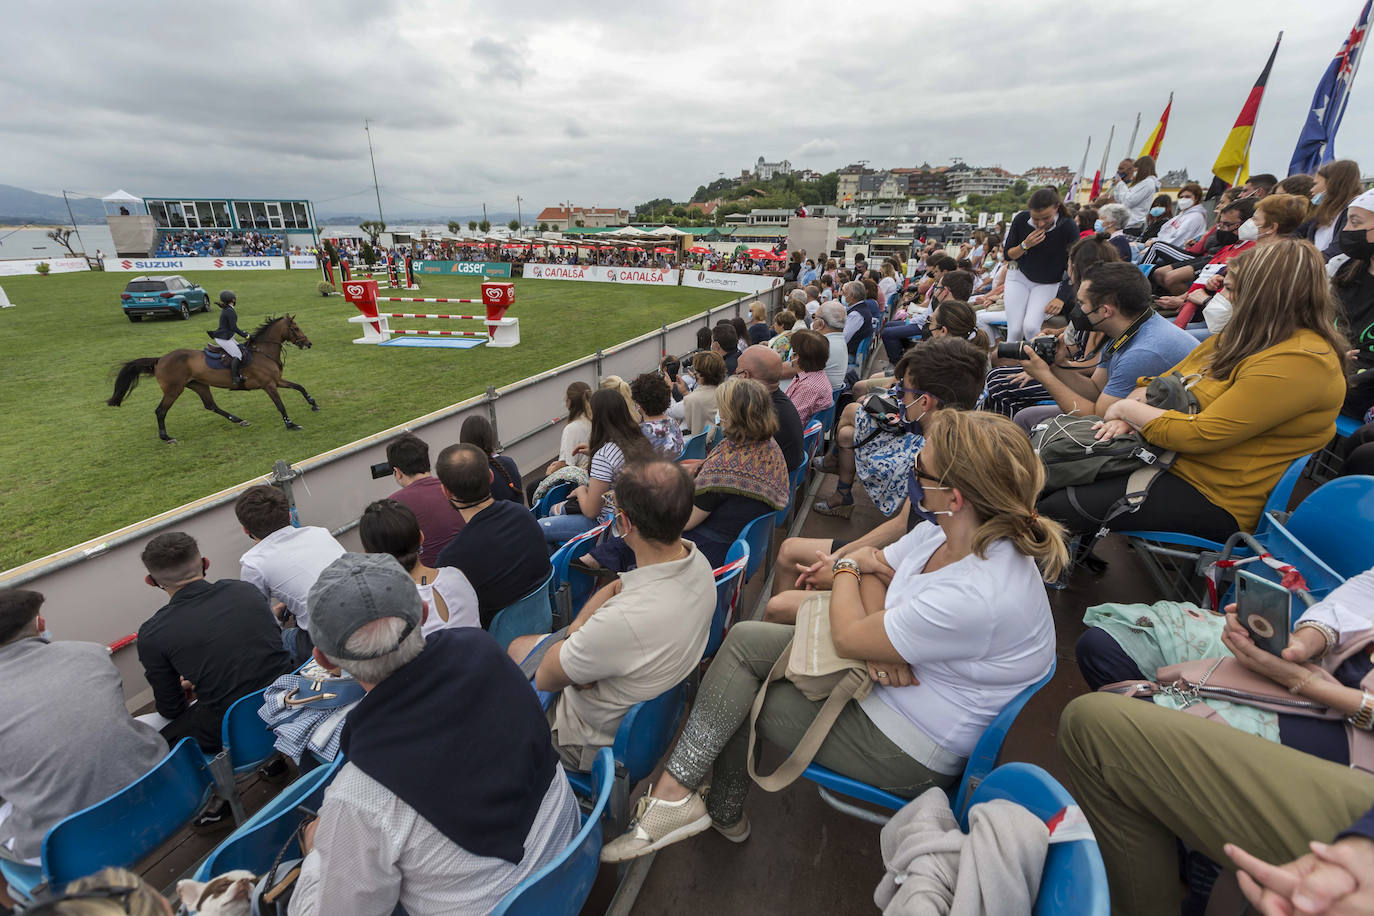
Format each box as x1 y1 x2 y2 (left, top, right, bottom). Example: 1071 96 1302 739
913 448 945 486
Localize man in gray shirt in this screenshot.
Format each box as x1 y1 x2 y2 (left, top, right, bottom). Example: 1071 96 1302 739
0 588 167 862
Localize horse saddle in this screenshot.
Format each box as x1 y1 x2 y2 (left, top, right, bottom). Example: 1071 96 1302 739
202 344 250 370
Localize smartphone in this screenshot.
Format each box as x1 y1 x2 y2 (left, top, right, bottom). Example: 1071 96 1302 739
1235 570 1292 656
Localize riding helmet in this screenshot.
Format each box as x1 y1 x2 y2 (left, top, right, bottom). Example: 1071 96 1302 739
218 290 237 305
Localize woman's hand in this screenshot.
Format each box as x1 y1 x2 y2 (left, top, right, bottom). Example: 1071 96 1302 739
1092 418 1135 441
1022 227 1047 249
1220 610 1320 691
851 546 895 583
867 661 919 687
1228 837 1374 916
1156 295 1184 310
794 549 836 589
1009 370 1035 388
1205 274 1224 293
1043 297 1064 316
545 459 567 475
570 443 590 457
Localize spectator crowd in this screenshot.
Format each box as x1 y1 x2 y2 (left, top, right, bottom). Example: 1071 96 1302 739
155 229 286 258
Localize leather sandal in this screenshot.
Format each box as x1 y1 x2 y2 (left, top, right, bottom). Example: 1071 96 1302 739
812 491 854 518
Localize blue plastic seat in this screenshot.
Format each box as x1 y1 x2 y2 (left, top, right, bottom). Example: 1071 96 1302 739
489 572 554 649
802 659 1057 824
1278 475 1374 580
221 688 278 776
548 522 609 627
532 481 574 519
679 425 713 461
964 763 1110 915
564 683 688 828
492 747 614 916
735 513 775 581
706 544 749 659
195 756 344 880
815 400 837 435
1336 414 1361 437
1138 263 1155 278
1 738 217 901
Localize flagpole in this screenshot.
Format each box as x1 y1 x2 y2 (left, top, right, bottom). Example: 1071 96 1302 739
1126 111 1141 160
1327 10 1371 163
1236 30 1284 188
1072 135 1092 202
1099 124 1115 182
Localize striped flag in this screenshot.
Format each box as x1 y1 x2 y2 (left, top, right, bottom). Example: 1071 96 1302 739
1288 1 1371 175
1209 33 1283 197
1138 93 1173 160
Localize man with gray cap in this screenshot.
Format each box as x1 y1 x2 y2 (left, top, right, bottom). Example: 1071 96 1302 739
290 554 578 916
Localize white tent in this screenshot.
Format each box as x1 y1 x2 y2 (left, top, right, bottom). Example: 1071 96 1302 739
101 189 144 216
650 226 687 236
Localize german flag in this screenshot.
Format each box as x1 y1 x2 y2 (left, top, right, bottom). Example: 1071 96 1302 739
1209 34 1283 197
1138 93 1172 160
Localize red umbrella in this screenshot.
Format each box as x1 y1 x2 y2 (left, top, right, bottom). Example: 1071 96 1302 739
653 246 673 254
626 245 644 252
688 246 711 254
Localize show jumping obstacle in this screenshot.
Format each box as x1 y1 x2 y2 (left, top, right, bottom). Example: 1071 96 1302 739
343 278 519 348
340 256 418 290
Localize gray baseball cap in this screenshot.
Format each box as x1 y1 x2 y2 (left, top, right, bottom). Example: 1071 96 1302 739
307 553 422 661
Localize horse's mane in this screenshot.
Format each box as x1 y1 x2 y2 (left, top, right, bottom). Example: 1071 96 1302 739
247 316 285 345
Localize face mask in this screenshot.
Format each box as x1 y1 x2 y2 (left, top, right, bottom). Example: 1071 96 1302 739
1213 229 1239 247
38 629 53 643
907 469 953 524
1176 198 1195 211
1149 206 1166 218
1311 192 1325 205
1069 302 1100 333
1339 228 1374 261
1093 219 1105 233
1238 219 1260 243
609 511 627 539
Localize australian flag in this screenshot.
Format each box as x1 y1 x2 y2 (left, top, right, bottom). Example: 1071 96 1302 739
1289 1 1372 175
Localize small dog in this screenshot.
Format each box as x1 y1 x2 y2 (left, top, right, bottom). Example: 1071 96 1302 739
177 870 256 915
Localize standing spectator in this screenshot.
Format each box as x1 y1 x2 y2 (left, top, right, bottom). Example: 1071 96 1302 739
359 499 480 634
435 444 551 628
0 589 168 864
136 532 292 755
1296 158 1363 260
1112 154 1161 233
235 485 345 663
631 372 684 458
784 329 835 425
681 351 725 435
460 415 523 506
385 432 465 567
1002 187 1079 342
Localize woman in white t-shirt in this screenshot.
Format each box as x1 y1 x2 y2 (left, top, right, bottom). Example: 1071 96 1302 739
359 499 480 634
601 410 1067 863
549 381 592 474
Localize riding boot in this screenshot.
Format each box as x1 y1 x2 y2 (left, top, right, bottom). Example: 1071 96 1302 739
230 358 245 389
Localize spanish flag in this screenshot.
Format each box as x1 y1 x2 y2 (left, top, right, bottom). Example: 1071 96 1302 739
1138 93 1172 160
1209 33 1283 196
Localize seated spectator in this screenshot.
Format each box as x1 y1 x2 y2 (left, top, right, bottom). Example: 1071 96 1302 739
1337 193 1374 420
784 329 835 425
537 389 654 547
711 323 740 375
812 338 987 522
137 532 292 755
601 410 1065 862
235 485 345 663
436 444 552 627
767 309 797 363
1296 159 1363 260
1096 203 1134 260
0 590 168 865
735 345 804 472
1139 182 1208 266
746 302 772 345
599 375 637 417
880 264 971 363
729 317 749 352
631 372 684 458
1150 199 1254 298
291 554 580 915
681 350 725 434
1039 238 1347 541
1060 691 1374 916
1137 193 1173 242
359 499 479 634
460 415 523 506
1009 261 1198 433
813 301 849 390
1275 173 1316 198
385 432 465 567
841 280 874 356
681 378 790 566
529 381 594 504
508 461 715 769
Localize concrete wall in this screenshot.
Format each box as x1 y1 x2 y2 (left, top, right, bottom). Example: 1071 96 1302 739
106 215 158 257
1 288 780 709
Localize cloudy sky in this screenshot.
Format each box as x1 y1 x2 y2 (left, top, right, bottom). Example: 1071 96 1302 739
3 0 1369 217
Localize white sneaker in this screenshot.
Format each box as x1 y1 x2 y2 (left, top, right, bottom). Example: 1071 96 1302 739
712 812 751 844
600 792 711 863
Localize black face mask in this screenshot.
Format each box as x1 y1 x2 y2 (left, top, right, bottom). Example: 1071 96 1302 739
1213 229 1239 248
1339 228 1374 261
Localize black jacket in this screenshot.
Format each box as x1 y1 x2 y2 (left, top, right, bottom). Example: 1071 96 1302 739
211 305 248 340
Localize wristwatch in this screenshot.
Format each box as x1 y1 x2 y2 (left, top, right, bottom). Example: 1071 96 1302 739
832 558 861 578
1350 691 1374 731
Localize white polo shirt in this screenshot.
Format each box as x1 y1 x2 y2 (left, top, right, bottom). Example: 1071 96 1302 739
239 525 345 631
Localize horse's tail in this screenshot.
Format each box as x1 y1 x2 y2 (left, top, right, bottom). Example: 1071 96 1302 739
107 357 160 406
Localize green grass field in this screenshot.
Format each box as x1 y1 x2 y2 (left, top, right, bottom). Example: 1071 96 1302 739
0 269 730 571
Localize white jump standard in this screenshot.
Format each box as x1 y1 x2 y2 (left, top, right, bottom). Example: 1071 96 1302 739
343 279 520 348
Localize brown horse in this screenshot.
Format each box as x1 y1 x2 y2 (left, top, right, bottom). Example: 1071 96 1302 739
107 315 317 442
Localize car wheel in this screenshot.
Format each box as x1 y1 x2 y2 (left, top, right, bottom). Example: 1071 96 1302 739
127 313 142 322
179 303 191 320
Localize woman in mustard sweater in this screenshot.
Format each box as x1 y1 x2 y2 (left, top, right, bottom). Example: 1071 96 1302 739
1039 238 1347 541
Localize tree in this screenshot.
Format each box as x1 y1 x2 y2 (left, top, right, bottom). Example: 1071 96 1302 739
538 221 550 232
321 238 340 266
508 218 520 231
671 205 688 218
360 240 378 266
479 220 491 233
358 219 386 245
45 228 78 257
447 220 462 235
468 220 478 231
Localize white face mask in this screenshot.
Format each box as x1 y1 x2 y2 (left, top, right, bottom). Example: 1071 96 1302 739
1176 198 1195 212
1238 218 1260 242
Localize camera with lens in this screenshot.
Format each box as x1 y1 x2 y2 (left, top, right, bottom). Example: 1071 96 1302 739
996 335 1057 363
369 461 393 480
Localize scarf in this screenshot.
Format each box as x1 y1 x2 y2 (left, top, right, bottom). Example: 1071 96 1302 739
341 628 557 863
695 437 790 510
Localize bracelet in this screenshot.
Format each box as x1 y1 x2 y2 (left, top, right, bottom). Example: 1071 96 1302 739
832 558 861 579
832 566 861 582
1294 620 1338 659
1349 691 1374 731
1289 670 1318 695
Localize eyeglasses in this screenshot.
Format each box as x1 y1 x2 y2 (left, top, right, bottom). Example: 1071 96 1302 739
913 449 946 486
1216 218 1242 230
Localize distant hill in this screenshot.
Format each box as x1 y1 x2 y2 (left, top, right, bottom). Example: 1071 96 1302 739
0 185 107 225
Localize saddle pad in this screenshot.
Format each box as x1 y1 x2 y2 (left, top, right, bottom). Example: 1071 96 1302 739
378 337 485 349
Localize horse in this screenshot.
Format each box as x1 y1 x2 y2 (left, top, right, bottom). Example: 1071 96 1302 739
107 315 318 443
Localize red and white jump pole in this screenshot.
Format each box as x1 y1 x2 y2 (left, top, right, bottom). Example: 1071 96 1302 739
342 279 519 348
339 256 418 290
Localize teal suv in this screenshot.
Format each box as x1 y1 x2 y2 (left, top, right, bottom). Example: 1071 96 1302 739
120 275 211 322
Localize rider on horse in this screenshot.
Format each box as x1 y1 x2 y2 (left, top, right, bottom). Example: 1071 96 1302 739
209 290 249 387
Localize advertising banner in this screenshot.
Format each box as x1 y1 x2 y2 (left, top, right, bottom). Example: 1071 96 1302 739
679 270 783 295
288 255 318 270
0 257 90 277
108 256 286 272
522 263 680 286
414 260 513 278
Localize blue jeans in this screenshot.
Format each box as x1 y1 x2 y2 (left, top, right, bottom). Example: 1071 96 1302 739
538 512 596 550
881 322 924 363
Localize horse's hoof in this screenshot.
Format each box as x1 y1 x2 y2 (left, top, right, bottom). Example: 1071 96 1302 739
285 422 303 431
310 404 320 412
163 438 178 445
238 420 251 427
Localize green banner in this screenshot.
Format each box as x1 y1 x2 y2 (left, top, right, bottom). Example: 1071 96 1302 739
413 260 512 278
